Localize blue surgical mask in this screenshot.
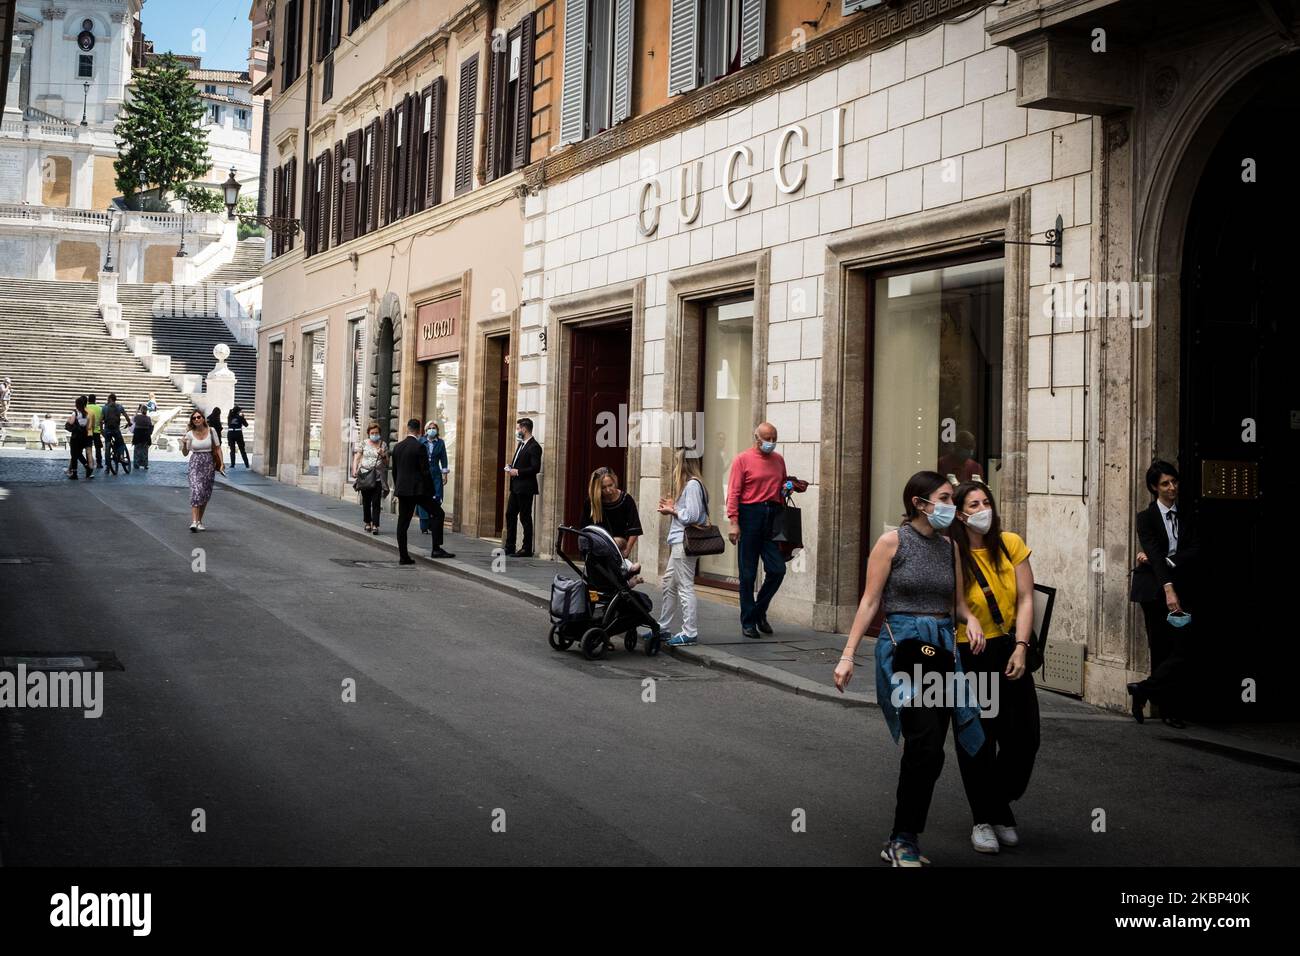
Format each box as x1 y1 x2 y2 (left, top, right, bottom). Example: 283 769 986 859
426 428 437 437
369 434 380 443
759 440 776 454
1167 611 1192 628
923 499 956 530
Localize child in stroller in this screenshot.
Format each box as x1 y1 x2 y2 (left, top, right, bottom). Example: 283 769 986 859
548 524 664 660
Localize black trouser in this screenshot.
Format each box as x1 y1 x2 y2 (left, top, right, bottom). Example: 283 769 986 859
104 429 126 472
92 432 103 466
955 636 1041 826
892 704 951 839
229 431 248 467
1140 598 1190 717
397 495 443 558
504 490 534 553
69 435 91 474
133 441 150 469
360 487 383 526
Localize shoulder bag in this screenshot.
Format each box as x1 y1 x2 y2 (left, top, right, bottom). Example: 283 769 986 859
683 481 725 557
967 551 1044 673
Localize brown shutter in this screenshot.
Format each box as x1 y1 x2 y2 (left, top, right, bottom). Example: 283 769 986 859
406 94 421 216
396 95 410 220
426 76 445 207
332 138 343 246
341 130 359 243
319 149 332 252
368 117 382 234
485 41 506 182
271 165 282 256
415 84 432 213
285 156 297 251
513 14 536 171
380 109 393 226
454 54 478 196
303 159 315 257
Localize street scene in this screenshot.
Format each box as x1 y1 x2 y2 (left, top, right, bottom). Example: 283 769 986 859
0 0 1295 930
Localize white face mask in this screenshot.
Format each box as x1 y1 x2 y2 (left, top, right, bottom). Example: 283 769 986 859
965 509 993 534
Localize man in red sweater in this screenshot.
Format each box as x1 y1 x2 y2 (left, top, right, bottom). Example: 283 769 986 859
727 422 805 639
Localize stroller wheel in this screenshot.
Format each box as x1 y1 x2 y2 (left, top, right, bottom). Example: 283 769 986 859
581 628 608 661
624 628 638 652
646 631 662 657
548 624 573 652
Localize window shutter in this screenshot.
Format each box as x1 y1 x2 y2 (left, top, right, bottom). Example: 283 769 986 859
558 0 586 144
512 13 536 169
393 99 407 220
739 0 765 67
406 94 420 216
319 150 332 252
611 0 634 125
416 84 432 210
341 131 359 243
426 76 445 207
454 54 478 196
332 139 343 246
369 116 383 234
486 41 506 182
667 0 699 96
285 156 297 250
304 158 316 256
380 109 393 227
271 165 282 256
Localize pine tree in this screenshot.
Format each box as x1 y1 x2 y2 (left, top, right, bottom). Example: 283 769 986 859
114 53 210 208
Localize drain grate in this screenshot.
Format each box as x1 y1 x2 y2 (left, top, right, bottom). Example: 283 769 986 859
330 558 412 569
0 651 124 672
359 582 430 592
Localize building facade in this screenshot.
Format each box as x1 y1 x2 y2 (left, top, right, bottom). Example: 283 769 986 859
254 0 558 541
255 0 1290 715
191 65 264 203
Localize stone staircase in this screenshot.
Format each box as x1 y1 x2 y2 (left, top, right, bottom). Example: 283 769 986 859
208 238 265 286
0 278 198 437
114 284 257 412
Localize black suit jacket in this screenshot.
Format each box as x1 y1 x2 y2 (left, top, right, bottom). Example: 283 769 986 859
391 436 433 498
1130 500 1199 605
508 437 542 495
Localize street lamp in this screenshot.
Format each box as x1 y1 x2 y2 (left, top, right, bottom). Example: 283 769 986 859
80 81 89 127
177 195 189 257
102 207 119 272
222 166 299 237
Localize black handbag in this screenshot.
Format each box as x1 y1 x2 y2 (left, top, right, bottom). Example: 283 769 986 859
967 554 1044 673
885 619 955 675
353 467 379 492
770 498 803 550
682 481 725 556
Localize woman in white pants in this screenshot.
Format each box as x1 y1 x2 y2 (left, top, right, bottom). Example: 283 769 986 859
654 450 708 647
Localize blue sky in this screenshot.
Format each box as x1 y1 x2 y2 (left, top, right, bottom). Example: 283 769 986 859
143 0 253 72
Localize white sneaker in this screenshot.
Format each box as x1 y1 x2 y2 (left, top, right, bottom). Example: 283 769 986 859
196 522 205 531
190 522 198 532
971 823 1000 854
994 825 1019 847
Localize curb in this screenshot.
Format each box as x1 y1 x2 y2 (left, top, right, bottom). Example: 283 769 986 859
218 475 878 711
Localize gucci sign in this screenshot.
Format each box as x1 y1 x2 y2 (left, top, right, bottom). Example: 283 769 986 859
416 295 460 362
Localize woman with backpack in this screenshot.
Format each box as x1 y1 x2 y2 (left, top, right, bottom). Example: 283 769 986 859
65 396 93 479
948 480 1040 855
833 471 986 867
352 422 389 535
652 450 710 647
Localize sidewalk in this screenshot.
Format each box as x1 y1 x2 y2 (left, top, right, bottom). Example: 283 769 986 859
216 466 876 707
213 468 1300 769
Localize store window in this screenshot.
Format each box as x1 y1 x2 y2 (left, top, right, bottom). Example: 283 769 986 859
424 359 460 518
867 257 1004 547
346 317 366 477
302 330 326 476
698 296 754 584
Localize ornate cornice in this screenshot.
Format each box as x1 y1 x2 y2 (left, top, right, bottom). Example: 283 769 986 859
525 0 990 189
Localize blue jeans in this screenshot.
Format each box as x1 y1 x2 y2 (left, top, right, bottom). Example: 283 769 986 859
737 501 785 629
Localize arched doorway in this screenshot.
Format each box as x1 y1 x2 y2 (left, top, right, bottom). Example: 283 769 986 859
1173 54 1299 719
370 292 403 444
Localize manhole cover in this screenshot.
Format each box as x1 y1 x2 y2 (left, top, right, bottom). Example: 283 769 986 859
0 651 124 672
359 582 430 592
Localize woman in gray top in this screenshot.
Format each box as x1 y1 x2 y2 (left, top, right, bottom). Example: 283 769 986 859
653 450 708 647
833 470 987 868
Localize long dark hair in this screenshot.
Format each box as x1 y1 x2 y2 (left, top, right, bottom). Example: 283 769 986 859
949 481 1011 581
901 470 950 521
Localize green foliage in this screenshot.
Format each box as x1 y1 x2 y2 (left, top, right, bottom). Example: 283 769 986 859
175 185 224 213
114 53 210 204
234 196 265 239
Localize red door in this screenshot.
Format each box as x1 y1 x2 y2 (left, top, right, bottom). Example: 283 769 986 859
564 323 632 536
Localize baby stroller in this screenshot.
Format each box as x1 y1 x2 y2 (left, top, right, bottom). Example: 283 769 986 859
548 524 663 660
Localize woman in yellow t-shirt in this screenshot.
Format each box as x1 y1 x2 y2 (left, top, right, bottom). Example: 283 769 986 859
949 481 1040 856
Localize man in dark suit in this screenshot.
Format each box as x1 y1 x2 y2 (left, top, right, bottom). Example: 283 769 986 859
504 417 542 557
391 418 455 564
1128 460 1199 727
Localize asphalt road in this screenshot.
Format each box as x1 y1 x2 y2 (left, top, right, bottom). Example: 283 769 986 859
0 459 1296 865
